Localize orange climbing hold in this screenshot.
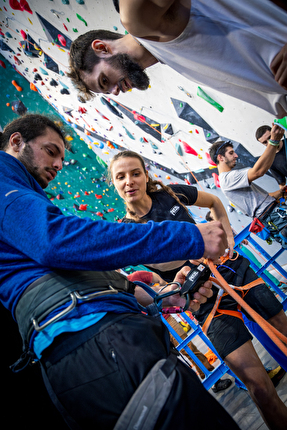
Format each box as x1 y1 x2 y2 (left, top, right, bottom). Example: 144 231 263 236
30 82 38 92
12 80 22 91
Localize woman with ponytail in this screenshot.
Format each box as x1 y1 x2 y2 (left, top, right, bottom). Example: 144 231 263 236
109 150 234 280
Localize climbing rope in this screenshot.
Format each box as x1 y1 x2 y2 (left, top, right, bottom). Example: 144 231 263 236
207 259 287 356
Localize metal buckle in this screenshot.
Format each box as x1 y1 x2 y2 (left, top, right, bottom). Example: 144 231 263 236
32 293 77 332
32 286 118 332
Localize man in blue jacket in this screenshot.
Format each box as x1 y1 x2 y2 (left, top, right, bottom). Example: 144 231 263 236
0 114 239 429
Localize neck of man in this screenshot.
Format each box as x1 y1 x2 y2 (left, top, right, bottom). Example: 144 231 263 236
217 162 233 174
112 34 158 69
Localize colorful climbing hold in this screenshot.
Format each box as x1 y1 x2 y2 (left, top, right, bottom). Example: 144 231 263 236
205 152 217 166
197 86 224 112
274 116 287 131
58 34 66 46
175 143 183 156
79 204 87 211
11 80 22 91
76 13 87 26
180 139 198 156
212 172 220 188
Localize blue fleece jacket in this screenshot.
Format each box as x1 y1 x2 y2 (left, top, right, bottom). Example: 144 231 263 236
0 151 204 317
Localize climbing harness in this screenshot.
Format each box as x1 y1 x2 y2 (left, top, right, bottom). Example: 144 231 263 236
207 259 287 356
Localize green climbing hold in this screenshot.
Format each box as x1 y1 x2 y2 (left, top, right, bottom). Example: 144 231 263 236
76 13 88 26
96 155 107 168
62 0 69 4
274 116 287 131
197 86 224 112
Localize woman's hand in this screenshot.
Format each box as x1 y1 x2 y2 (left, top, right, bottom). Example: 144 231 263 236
163 265 213 312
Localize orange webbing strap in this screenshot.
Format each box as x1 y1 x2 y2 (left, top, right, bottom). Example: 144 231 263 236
201 277 262 334
208 260 287 356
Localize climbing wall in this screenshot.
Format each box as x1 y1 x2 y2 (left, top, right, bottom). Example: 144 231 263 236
1 0 286 270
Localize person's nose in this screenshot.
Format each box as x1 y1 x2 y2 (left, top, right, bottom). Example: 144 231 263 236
109 83 120 96
126 174 134 186
53 157 63 171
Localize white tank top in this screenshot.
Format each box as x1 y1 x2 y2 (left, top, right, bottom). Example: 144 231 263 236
135 0 287 117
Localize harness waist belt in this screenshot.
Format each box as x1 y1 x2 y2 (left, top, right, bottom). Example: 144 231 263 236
257 200 278 220
15 270 135 349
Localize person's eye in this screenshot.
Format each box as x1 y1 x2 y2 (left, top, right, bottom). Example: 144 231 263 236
47 148 54 156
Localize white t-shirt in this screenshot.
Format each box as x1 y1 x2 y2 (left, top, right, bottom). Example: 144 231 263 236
136 0 287 117
219 168 275 217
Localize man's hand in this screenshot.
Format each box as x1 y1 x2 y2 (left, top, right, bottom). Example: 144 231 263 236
270 123 285 141
270 44 287 90
163 266 213 312
196 221 228 261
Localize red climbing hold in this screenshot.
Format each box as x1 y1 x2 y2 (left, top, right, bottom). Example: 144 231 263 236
79 204 88 211
96 212 104 217
78 106 87 114
179 139 198 156
0 60 6 69
95 194 102 199
132 111 146 123
9 0 22 11
205 152 217 166
107 208 115 212
58 34 66 47
19 0 33 14
84 191 90 196
212 172 220 188
20 30 27 39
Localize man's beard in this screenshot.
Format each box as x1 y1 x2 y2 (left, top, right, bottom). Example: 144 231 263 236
18 144 47 189
105 53 150 90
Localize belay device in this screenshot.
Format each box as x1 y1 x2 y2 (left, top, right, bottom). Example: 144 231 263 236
154 263 211 312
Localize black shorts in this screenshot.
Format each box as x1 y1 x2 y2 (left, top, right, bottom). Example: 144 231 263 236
207 283 283 360
42 312 239 430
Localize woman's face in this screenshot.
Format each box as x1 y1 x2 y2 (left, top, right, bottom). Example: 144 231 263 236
111 157 149 205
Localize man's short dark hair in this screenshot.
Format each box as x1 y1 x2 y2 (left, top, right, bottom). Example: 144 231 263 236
67 30 123 99
209 141 233 165
0 114 67 151
255 125 271 141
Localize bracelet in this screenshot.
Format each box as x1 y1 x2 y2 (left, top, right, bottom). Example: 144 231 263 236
268 139 280 146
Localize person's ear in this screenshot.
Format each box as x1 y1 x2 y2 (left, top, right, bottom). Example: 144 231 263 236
9 132 24 153
91 40 111 57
